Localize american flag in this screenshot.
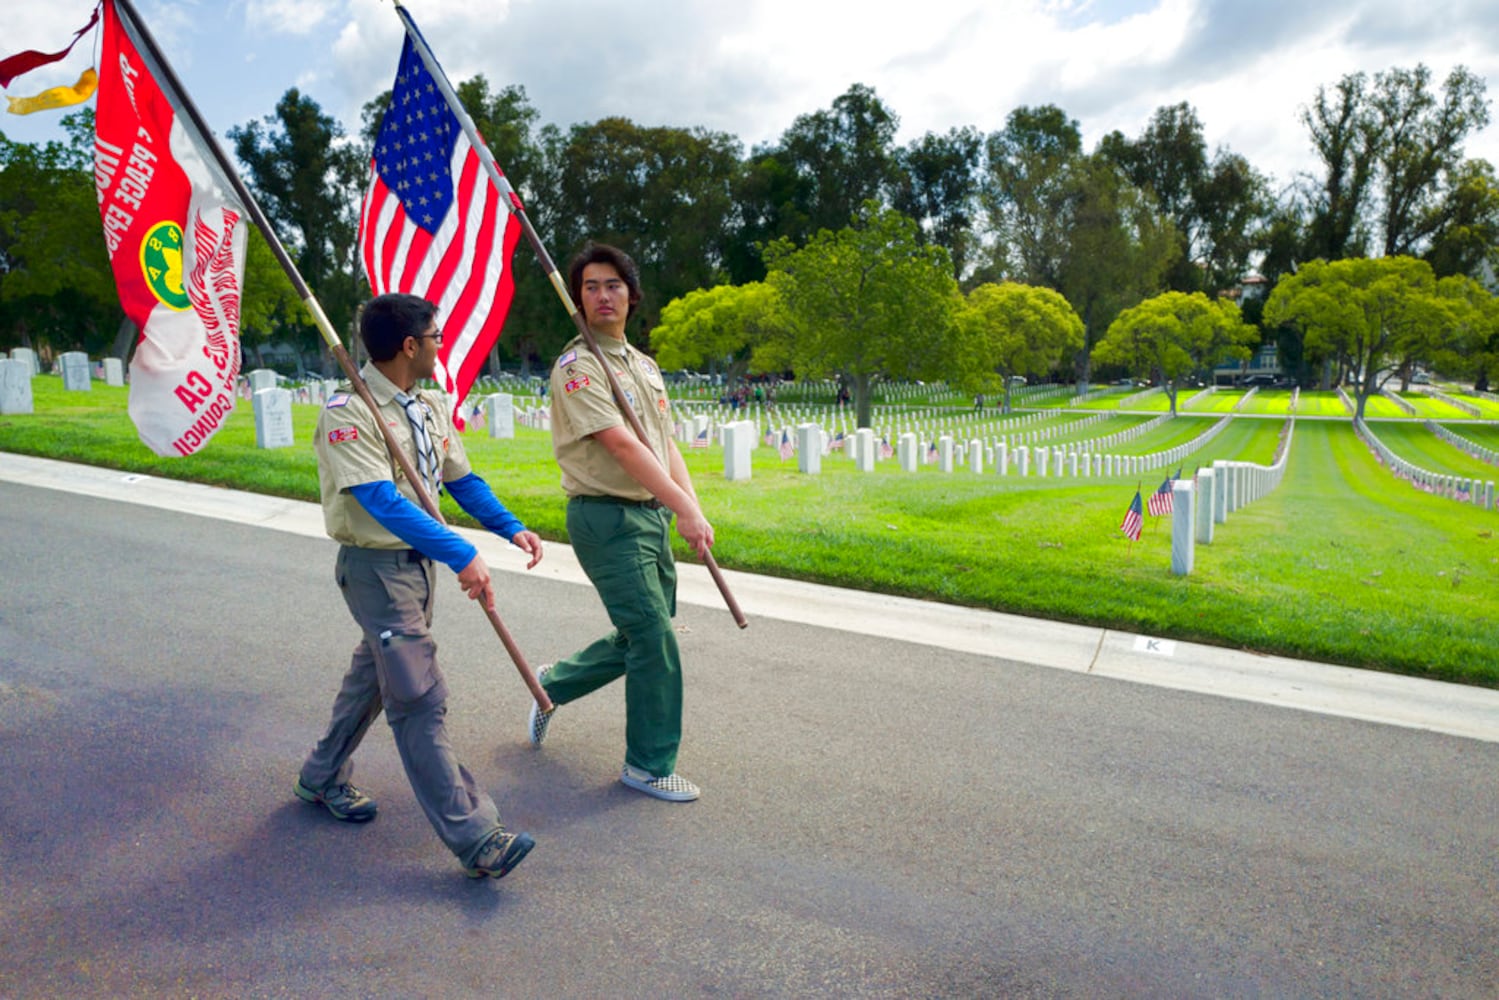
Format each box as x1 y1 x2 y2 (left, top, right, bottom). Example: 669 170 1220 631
357 24 523 430
1147 475 1174 516
691 427 710 449
879 437 894 460
1120 490 1144 541
779 429 794 461
829 431 845 452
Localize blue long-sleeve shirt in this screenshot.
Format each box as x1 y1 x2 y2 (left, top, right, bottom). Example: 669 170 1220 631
349 473 526 572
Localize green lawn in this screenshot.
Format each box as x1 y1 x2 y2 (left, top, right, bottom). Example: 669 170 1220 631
4 376 1496 687
1369 423 1499 481
1296 392 1354 417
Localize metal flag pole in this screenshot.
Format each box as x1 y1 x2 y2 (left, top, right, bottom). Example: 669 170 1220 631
390 0 748 630
111 0 551 711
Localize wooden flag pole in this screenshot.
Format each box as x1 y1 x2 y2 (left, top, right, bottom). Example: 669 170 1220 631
113 0 551 711
392 0 748 630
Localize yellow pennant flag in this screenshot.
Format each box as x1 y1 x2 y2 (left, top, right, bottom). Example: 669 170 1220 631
6 67 98 116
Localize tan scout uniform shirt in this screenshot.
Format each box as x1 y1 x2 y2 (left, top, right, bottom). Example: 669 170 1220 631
314 363 471 548
549 334 674 500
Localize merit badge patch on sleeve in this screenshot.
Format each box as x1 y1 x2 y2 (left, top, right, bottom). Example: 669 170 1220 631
564 375 591 394
328 426 359 444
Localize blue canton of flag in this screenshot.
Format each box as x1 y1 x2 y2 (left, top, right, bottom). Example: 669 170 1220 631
358 19 523 433
373 50 458 232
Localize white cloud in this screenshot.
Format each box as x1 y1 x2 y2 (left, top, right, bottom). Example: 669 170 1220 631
3 0 1496 193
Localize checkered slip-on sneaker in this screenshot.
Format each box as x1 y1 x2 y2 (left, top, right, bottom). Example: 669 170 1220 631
621 764 700 802
293 777 377 823
527 664 555 748
463 827 535 880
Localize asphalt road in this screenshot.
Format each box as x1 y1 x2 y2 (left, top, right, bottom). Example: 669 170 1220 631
1 479 1496 998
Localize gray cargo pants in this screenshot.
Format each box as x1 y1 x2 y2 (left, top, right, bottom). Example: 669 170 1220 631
298 545 501 866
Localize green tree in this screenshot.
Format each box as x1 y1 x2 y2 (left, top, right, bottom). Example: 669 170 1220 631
649 282 785 386
0 115 122 358
891 127 983 281
733 83 901 281
229 89 367 371
980 104 1084 289
1369 65 1492 258
1263 256 1456 420
763 204 958 428
547 117 742 342
981 107 1177 387
239 226 313 366
953 282 1084 413
1092 291 1258 415
1422 158 1499 279
1098 102 1271 296
1435 273 1499 391
1298 64 1492 266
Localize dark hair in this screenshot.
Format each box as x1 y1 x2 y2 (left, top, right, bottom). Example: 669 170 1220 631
567 242 641 318
359 293 436 361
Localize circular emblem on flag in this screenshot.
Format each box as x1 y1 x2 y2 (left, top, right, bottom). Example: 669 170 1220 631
139 221 190 311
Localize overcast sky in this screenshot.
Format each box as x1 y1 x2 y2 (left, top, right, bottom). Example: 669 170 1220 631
5 0 1499 195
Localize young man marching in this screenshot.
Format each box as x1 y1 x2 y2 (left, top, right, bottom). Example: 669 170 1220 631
530 243 714 802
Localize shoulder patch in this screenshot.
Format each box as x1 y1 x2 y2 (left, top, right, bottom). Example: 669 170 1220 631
326 393 351 408
557 350 577 368
564 375 591 394
327 426 359 444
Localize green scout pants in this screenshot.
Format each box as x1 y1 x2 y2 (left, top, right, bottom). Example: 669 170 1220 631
547 496 683 777
300 545 502 867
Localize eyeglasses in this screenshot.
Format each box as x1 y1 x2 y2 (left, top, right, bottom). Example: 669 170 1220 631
411 332 444 347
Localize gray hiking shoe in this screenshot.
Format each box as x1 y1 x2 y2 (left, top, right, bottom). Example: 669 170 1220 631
294 777 377 823
464 827 535 880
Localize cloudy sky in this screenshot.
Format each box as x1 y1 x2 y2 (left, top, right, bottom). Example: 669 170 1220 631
5 0 1499 194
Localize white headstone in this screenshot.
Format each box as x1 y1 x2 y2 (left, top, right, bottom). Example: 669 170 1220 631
0 358 34 415
247 368 279 394
10 347 39 376
253 387 295 449
1170 480 1194 576
102 357 125 387
796 423 821 475
486 392 515 439
1016 445 1030 477
1196 469 1215 543
723 420 754 481
995 441 1008 475
939 435 954 473
898 432 918 473
855 428 875 472
60 351 91 391
968 440 983 474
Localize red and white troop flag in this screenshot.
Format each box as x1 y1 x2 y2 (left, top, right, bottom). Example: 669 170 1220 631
94 0 247 457
358 19 523 430
1120 490 1144 541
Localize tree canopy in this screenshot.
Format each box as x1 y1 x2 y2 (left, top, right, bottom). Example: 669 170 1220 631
763 204 958 427
1092 291 1258 415
953 282 1084 412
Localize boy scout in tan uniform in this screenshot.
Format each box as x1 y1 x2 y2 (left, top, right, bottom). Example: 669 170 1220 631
528 243 714 802
296 292 542 879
